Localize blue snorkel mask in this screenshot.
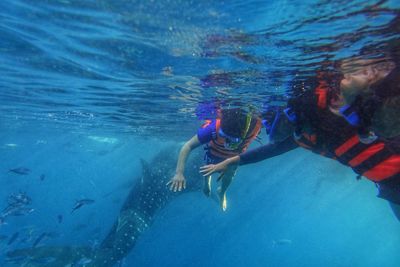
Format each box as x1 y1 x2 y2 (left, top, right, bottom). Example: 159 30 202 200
218 108 253 150
218 128 243 150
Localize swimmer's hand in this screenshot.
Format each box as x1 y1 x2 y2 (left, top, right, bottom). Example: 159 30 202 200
200 162 227 177
200 156 240 177
167 173 186 192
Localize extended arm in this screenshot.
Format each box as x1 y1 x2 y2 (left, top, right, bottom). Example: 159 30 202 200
168 135 201 191
239 136 298 165
200 136 298 176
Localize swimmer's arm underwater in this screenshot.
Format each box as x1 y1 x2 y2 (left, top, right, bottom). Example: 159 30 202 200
200 136 298 176
168 135 201 192
239 136 298 164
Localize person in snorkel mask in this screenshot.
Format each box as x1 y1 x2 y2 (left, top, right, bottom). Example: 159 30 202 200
338 55 400 141
199 70 400 221
168 108 262 211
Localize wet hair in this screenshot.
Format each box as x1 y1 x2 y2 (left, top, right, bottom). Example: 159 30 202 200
220 108 249 138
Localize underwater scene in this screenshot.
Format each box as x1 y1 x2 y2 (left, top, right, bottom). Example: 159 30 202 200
0 0 399 266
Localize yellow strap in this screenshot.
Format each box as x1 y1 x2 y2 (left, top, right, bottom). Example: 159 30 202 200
241 112 252 139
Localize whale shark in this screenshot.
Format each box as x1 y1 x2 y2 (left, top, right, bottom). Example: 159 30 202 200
5 146 204 267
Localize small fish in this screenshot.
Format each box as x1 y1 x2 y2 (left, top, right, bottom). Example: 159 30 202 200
57 214 63 223
71 199 95 213
4 207 35 217
7 232 19 245
4 143 18 148
32 233 47 248
40 174 45 181
7 192 32 205
272 239 292 247
8 167 31 175
89 180 97 190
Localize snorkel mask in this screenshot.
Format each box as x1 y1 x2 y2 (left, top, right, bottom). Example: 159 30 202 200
219 112 252 150
218 128 243 149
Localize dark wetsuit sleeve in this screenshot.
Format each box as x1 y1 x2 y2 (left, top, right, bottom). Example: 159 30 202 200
239 136 299 165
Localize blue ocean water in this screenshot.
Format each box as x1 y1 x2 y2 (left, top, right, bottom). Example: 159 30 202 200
0 0 399 266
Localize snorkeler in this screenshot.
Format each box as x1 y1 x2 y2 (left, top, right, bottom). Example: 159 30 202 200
167 108 262 211
338 54 400 140
200 71 400 220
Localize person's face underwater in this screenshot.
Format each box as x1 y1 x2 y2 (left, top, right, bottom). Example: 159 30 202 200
340 65 373 97
339 57 395 102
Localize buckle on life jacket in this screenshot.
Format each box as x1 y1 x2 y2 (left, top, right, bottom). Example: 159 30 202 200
283 107 303 139
339 104 378 144
358 131 378 144
339 104 360 126
262 107 282 143
284 107 297 122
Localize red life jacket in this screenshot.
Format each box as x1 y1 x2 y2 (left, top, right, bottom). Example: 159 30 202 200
207 118 262 159
293 80 400 182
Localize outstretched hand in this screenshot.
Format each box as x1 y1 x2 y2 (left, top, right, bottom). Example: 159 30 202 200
167 173 186 192
200 162 228 177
